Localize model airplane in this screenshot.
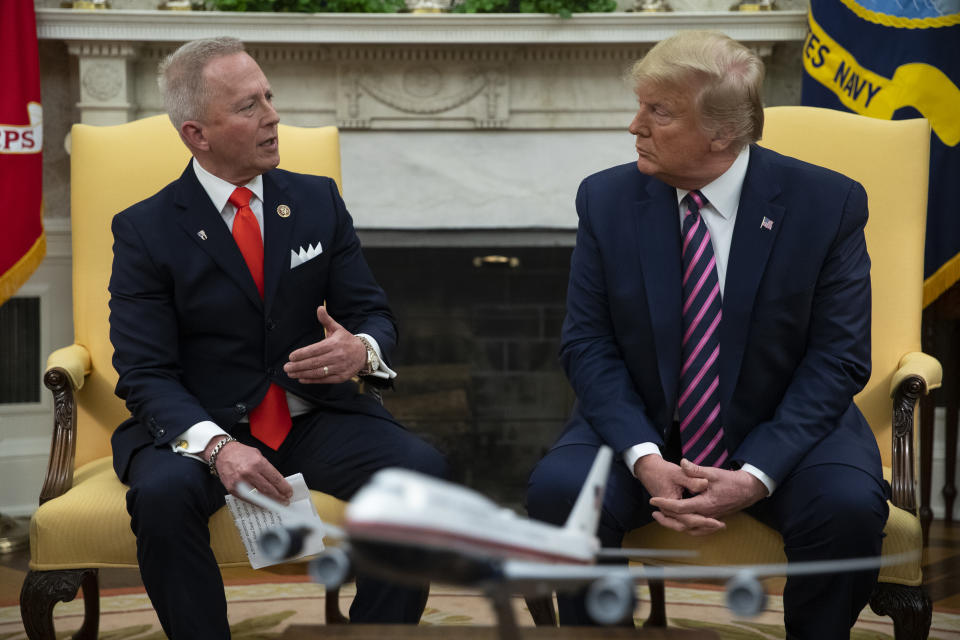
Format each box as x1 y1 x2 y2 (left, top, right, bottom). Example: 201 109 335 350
239 447 916 634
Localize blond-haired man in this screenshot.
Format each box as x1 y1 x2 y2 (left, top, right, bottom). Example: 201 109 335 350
528 31 887 637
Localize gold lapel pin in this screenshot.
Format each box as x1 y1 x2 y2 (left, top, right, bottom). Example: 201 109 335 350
277 204 291 218
197 230 207 240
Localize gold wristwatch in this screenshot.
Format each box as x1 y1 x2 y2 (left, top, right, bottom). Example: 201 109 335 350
356 335 381 376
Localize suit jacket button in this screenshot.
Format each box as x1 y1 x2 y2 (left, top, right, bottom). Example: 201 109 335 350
235 403 247 415
267 367 278 377
157 428 166 437
266 318 277 331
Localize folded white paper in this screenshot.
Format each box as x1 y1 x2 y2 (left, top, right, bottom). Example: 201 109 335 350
225 473 326 569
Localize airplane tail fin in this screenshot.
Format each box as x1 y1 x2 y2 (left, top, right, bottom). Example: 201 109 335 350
562 445 613 537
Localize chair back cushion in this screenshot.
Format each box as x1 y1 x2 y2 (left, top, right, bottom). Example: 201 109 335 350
68 115 342 467
758 106 930 466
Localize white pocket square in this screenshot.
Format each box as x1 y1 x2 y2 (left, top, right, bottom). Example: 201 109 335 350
290 242 323 268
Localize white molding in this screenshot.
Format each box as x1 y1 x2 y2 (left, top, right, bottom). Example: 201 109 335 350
44 217 72 259
37 8 807 45
0 436 50 459
0 437 49 516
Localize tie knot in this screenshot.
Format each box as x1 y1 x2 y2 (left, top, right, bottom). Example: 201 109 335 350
684 190 707 216
228 187 254 210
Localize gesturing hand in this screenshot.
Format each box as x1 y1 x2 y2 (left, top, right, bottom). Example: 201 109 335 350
205 437 293 505
634 455 725 536
283 307 367 384
648 459 767 536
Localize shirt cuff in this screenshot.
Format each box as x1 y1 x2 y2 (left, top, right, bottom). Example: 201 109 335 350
740 463 776 496
170 421 228 463
623 442 662 478
356 333 397 379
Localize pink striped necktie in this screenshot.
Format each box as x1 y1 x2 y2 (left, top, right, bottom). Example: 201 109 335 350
678 190 728 468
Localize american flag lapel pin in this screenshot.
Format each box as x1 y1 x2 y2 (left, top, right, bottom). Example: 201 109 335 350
760 217 774 231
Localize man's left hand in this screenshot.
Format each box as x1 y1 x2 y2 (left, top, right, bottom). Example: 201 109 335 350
284 307 366 384
648 459 767 533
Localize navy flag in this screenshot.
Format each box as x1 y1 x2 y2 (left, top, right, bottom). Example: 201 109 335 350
801 0 960 306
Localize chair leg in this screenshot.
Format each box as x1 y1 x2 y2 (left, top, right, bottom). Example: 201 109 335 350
869 582 932 640
325 586 348 624
643 579 667 628
524 594 557 626
20 568 100 640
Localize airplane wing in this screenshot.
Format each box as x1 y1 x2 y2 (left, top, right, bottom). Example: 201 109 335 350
501 550 919 585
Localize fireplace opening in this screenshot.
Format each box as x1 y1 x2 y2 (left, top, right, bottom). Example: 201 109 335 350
365 245 576 509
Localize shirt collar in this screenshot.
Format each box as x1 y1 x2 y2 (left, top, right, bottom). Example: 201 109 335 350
675 145 751 220
191 158 264 213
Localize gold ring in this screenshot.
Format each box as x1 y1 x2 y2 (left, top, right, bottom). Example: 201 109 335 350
322 365 329 376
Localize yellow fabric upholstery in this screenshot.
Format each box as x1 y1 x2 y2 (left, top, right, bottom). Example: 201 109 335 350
66 115 342 469
623 107 938 589
30 457 347 569
30 114 347 572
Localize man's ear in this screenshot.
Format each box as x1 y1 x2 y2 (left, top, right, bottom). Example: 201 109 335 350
180 120 208 152
709 132 735 153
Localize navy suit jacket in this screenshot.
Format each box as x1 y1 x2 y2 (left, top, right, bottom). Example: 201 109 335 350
108 163 397 481
555 144 883 487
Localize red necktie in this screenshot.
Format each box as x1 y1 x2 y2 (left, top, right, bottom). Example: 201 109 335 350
228 187 292 450
678 190 728 467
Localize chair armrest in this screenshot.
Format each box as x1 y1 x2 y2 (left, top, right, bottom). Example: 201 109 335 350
890 351 942 397
46 344 92 392
40 344 92 505
888 351 942 514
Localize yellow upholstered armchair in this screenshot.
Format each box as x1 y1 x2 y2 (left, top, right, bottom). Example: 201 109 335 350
19 115 349 638
526 107 941 638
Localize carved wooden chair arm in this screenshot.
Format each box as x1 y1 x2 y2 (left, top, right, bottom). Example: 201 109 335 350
39 344 92 505
889 351 942 514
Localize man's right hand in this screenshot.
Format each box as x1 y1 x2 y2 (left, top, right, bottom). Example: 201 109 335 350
203 436 293 505
633 454 724 536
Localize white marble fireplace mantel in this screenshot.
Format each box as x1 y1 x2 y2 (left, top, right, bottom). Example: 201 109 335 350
37 9 807 44
37 8 808 231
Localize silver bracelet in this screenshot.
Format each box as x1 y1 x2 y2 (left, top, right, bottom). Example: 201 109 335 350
207 435 237 478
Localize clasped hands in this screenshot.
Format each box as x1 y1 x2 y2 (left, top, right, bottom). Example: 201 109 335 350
635 456 767 536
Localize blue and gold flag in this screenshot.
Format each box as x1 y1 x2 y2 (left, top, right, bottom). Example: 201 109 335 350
801 0 960 306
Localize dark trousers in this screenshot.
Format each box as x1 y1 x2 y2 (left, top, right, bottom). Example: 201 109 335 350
124 408 447 639
526 443 888 639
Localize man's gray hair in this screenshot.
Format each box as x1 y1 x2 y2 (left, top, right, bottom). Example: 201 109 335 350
630 31 765 150
158 37 246 131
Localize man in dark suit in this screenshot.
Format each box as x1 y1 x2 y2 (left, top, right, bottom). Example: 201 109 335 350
527 31 888 637
108 37 446 638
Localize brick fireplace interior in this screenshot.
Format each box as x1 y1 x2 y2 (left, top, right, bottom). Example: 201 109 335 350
365 245 576 510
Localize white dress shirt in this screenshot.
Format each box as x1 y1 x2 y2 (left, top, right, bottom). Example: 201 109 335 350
170 159 396 458
620 146 776 495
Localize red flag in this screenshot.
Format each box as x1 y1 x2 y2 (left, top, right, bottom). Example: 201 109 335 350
0 0 45 305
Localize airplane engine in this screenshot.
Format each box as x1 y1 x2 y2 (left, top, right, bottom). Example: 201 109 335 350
585 575 637 625
724 571 767 617
310 547 352 588
259 525 311 561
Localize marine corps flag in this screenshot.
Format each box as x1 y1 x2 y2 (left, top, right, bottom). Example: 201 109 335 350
0 0 45 306
801 0 960 307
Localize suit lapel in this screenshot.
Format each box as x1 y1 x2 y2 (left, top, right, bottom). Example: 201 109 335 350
720 146 784 413
262 170 296 313
173 163 263 310
635 178 683 419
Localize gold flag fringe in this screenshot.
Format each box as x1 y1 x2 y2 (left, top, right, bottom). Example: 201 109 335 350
924 251 960 308
0 231 46 307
